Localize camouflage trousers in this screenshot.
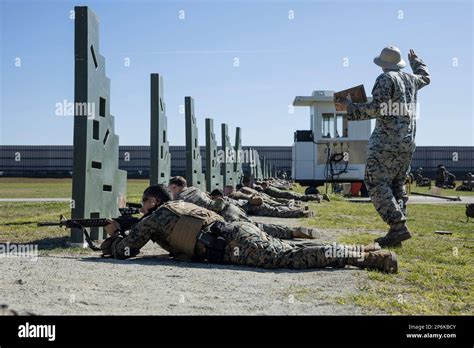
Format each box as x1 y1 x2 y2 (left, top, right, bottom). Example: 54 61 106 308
365 150 413 225
298 194 322 202
220 222 356 269
245 203 309 218
256 222 294 239
270 190 321 202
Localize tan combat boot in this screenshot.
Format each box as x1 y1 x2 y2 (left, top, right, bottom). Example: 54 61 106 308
303 210 314 218
362 243 381 252
348 250 398 274
293 227 321 239
375 222 412 247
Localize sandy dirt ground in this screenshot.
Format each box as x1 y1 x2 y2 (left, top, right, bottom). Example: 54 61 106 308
0 216 386 315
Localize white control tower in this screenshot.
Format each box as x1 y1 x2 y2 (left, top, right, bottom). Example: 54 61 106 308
292 90 372 189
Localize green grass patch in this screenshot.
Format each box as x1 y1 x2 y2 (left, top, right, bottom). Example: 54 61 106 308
0 178 149 199
294 184 473 315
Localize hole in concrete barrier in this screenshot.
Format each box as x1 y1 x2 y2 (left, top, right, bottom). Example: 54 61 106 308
103 129 110 145
103 185 112 192
93 120 99 140
160 98 164 112
160 172 165 178
99 97 106 117
91 161 102 169
90 45 98 70
163 130 166 142
160 146 163 159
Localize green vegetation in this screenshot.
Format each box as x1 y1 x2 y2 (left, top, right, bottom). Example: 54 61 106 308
297 185 473 315
0 179 472 314
0 178 148 199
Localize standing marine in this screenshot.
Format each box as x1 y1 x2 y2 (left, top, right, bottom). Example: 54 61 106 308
337 46 430 247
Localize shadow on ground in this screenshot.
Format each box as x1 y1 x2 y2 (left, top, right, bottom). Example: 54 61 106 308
1 236 70 250
77 253 354 275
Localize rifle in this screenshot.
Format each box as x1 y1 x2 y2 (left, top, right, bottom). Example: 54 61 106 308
126 202 142 209
37 207 142 251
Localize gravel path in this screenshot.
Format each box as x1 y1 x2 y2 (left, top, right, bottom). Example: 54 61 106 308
0 217 386 316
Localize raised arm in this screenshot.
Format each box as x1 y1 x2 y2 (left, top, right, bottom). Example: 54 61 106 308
408 49 430 89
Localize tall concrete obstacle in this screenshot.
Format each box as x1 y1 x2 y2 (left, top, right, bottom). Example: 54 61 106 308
221 123 237 188
185 97 206 191
253 150 261 180
205 118 223 192
150 73 171 185
71 6 127 245
234 127 243 185
260 156 264 179
251 149 259 179
249 147 257 179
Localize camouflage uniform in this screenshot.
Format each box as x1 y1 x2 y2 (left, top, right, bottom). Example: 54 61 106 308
221 222 349 269
227 189 310 218
263 185 322 202
177 187 296 239
239 187 286 206
218 197 301 239
110 201 358 270
175 186 216 211
244 202 312 218
239 187 308 209
265 180 292 191
347 56 430 225
435 166 447 188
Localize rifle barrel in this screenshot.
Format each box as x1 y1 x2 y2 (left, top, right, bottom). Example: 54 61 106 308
38 217 140 232
126 202 142 209
37 222 61 226
64 218 111 228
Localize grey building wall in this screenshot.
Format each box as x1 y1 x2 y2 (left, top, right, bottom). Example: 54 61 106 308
0 145 472 180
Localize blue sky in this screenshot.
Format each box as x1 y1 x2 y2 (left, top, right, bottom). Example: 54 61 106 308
0 0 473 146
